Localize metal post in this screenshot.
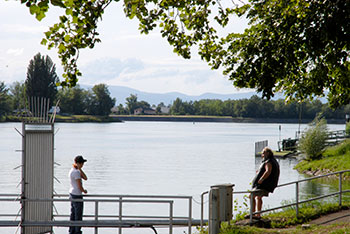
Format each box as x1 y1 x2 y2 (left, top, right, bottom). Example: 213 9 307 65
200 191 208 229
169 201 173 234
119 197 122 234
94 201 99 234
209 184 234 234
209 187 219 234
339 172 343 207
295 182 299 217
188 197 192 234
249 191 254 224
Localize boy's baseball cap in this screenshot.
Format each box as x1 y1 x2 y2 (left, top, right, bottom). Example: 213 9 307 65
74 155 87 163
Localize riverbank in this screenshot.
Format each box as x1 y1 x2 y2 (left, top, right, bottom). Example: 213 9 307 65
2 115 122 123
1 114 346 124
112 115 346 124
294 139 350 178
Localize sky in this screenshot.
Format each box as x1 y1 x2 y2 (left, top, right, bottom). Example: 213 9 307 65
0 1 250 96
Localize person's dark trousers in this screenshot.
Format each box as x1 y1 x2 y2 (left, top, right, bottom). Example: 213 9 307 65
69 193 84 234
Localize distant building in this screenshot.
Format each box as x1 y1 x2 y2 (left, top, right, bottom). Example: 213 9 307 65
160 106 170 114
111 106 118 114
134 107 143 115
48 106 60 114
134 107 156 115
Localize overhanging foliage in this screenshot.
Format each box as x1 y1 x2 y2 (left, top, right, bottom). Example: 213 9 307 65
20 0 350 107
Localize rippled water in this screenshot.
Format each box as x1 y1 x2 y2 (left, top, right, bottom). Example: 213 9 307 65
0 121 346 234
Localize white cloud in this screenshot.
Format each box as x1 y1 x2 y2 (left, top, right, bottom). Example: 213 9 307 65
0 0 250 96
6 48 24 56
2 24 47 34
79 56 237 95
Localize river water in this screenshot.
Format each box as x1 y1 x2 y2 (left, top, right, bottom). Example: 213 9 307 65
0 121 346 234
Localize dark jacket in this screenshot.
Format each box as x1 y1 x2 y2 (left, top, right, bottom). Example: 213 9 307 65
252 156 280 193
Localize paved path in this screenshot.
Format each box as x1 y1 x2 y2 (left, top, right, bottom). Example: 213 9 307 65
309 209 350 225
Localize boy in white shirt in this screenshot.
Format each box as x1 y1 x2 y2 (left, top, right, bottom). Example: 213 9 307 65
69 155 88 234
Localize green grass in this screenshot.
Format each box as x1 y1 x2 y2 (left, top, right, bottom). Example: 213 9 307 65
112 114 233 119
55 115 122 122
197 202 350 234
265 201 345 228
200 140 350 234
0 114 123 123
295 139 350 175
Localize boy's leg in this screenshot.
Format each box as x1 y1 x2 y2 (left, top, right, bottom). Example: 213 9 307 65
256 196 263 217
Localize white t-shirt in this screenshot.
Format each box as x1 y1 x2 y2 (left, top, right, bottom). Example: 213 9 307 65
69 168 82 195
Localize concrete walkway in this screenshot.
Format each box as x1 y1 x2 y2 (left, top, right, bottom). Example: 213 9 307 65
236 209 350 228
309 209 350 225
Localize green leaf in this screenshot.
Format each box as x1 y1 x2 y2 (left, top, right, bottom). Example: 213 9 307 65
58 43 66 53
64 35 70 42
29 5 39 15
51 0 65 7
65 8 73 16
36 11 46 21
41 38 48 45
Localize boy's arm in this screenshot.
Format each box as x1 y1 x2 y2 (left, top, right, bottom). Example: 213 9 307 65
79 168 87 180
76 179 87 194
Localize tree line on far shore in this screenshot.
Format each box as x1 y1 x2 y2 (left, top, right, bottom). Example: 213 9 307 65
0 53 116 118
114 94 350 121
1 53 350 121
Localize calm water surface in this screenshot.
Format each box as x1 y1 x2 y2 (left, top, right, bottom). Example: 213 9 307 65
0 121 346 233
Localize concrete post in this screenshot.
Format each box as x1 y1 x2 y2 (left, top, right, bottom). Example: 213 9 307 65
209 184 234 234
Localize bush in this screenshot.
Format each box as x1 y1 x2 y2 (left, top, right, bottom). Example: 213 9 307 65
298 115 328 160
346 122 350 136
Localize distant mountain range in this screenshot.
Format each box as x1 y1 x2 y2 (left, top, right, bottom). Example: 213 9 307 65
80 84 328 106
81 85 286 105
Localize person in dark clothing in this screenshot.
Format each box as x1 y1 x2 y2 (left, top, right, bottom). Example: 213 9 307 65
250 147 280 218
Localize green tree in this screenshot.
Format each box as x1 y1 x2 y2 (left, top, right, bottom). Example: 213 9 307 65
0 82 12 117
9 81 26 111
88 84 116 116
137 100 151 109
115 104 127 115
57 85 87 114
170 98 186 115
298 115 328 160
346 122 350 136
222 100 235 117
125 94 138 114
21 0 349 107
25 53 59 107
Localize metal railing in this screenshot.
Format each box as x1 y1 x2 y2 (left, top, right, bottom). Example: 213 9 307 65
0 194 194 234
278 130 349 151
200 169 350 227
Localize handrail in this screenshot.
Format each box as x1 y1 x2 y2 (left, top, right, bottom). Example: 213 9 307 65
200 170 350 226
277 169 350 187
0 194 194 234
249 170 350 223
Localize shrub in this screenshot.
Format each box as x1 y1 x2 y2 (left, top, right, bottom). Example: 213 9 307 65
298 115 328 160
346 122 350 136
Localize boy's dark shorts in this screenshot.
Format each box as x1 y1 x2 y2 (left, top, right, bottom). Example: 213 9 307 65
252 188 269 197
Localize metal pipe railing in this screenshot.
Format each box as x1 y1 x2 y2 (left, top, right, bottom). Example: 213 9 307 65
27 198 174 234
0 194 195 234
199 169 350 226
250 170 350 223
200 191 208 229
